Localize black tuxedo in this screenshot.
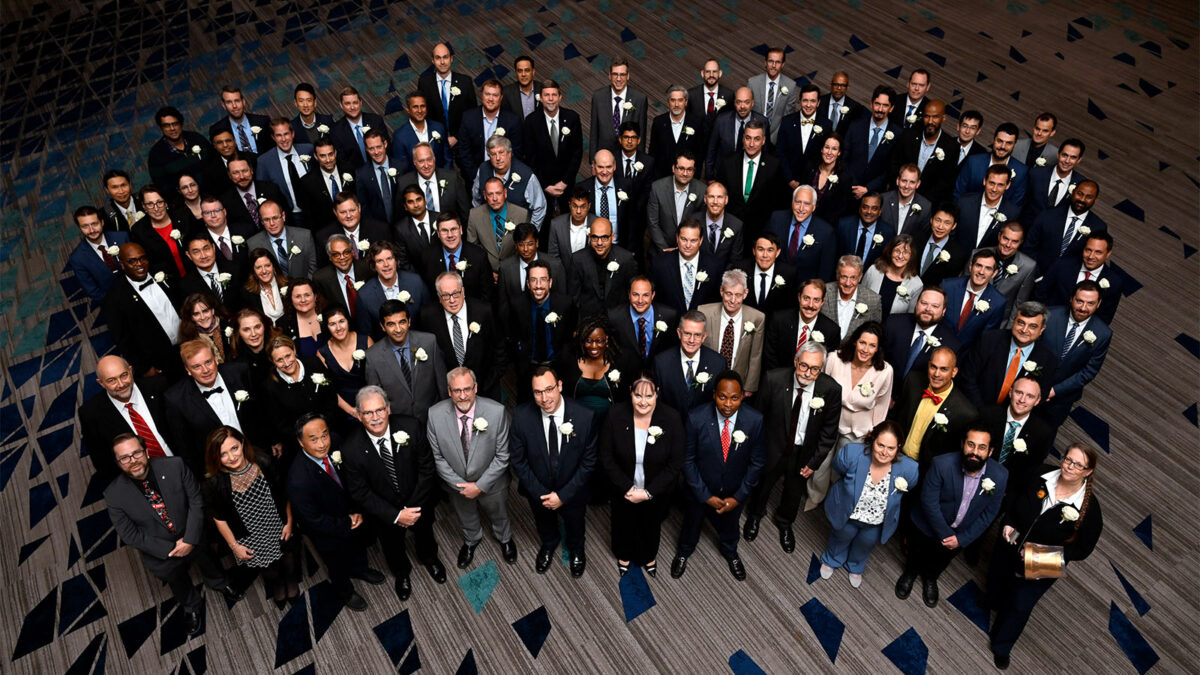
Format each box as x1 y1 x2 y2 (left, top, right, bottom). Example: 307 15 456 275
417 299 507 398
776 113 828 185
417 72 477 138
606 303 679 377
220 181 288 229
419 242 493 302
716 151 783 237
342 415 440 579
648 252 721 315
882 313 963 382
287 450 372 596
103 275 182 378
763 310 841 372
209 113 274 155
567 246 638 318
164 363 268 475
521 108 584 201
79 379 175 481
976 405 1054 498
179 266 235 312
1033 258 1126 326
889 128 960 206
741 261 799 315
391 211 439 276
648 112 705 179
298 164 358 230
652 346 726 423
328 113 389 171
959 330 1058 408
889 370 978 470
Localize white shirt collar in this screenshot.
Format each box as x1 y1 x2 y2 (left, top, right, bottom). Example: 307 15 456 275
1040 469 1087 510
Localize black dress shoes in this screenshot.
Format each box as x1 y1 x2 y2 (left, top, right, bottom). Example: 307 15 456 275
185 610 202 636
217 585 244 603
895 573 916 599
742 516 761 541
569 552 587 578
727 556 747 581
352 568 386 585
993 653 1010 670
395 577 412 601
535 547 555 574
922 578 939 608
779 526 795 553
500 540 518 564
457 543 478 569
670 555 689 578
426 560 447 584
343 591 368 612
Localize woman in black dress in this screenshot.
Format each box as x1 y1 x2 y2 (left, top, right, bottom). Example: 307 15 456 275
315 305 372 423
179 293 232 363
274 278 327 358
807 133 855 223
261 335 338 463
229 308 280 386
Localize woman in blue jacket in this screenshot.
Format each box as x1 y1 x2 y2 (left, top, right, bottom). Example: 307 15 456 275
819 419 918 587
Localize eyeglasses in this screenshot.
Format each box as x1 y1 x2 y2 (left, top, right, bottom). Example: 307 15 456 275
437 289 464 300
1062 458 1090 470
531 385 558 398
201 208 225 216
794 363 822 375
588 234 612 242
116 449 146 465
143 200 166 208
449 387 475 396
359 407 388 418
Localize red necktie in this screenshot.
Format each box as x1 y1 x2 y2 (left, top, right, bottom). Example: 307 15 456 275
707 92 715 115
1083 271 1091 280
788 223 802 258
720 418 731 462
321 456 342 486
125 402 165 457
921 389 943 405
795 325 809 354
98 244 118 271
344 274 358 317
957 291 975 330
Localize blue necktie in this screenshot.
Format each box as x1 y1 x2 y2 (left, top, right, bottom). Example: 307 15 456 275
441 80 450 120
329 173 339 198
903 331 925 377
379 166 393 221
354 124 366 162
274 238 289 275
1061 321 1079 360
868 126 882 162
998 421 1019 464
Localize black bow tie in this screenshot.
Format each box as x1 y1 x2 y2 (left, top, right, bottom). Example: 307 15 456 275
201 386 225 398
138 279 155 290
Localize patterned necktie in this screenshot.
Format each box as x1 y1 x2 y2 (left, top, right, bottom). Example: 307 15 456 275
354 124 367 162
451 314 466 365
1062 321 1079 360
707 92 715 116
208 272 222 301
599 186 610 219
637 317 648 358
720 318 735 367
612 96 622 135
830 101 840 128
921 242 938 274
140 480 176 533
321 456 341 486
685 359 695 388
376 438 401 493
1060 217 1079 256
720 418 731 462
397 347 412 387
683 262 695 309
99 245 118 271
493 214 506 244
766 81 776 117
236 123 252 152
218 236 232 261
460 414 471 464
125 403 165 456
244 192 260 227
626 158 633 176
274 238 289 275
795 325 809 354
998 421 1019 464
447 253 456 271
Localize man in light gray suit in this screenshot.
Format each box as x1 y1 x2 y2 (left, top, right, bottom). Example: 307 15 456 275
427 366 517 569
700 269 766 393
647 151 706 254
1011 112 1058 167
879 164 932 236
246 200 317 278
364 300 446 424
821 255 883 339
747 47 797 145
547 187 595 272
980 221 1036 326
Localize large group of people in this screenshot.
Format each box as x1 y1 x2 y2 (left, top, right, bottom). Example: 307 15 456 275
73 45 1120 670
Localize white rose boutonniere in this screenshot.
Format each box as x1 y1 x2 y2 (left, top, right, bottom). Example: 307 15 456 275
647 426 664 444
233 389 249 410
106 245 120 256
910 203 922 213
494 127 506 138
224 326 234 338
1098 278 1109 289
693 371 711 386
413 348 428 362
279 285 288 295
980 478 997 495
854 302 869 315
1022 360 1038 373
715 98 727 110
937 250 951 263
827 174 839 184
994 212 1007 223
311 373 328 389
607 370 621 384
773 274 786 288
431 130 442 141
289 245 301 256
809 396 825 411
812 124 823 135
256 197 266 205
1060 505 1080 524
357 239 371 252
616 190 629 202
811 330 825 344
353 280 365 291
330 451 342 466
893 476 909 493
153 271 167 285
558 421 575 438
687 192 697 203
396 290 411 304
299 154 311 163
317 124 330 134
1078 225 1091 237
352 349 366 361
780 86 790 96
1005 263 1019 276
393 431 410 445
622 101 634 111
932 412 949 431
561 126 570 136
857 381 875 397
250 125 262 136
632 161 644 173
872 233 884 246
472 417 487 433
801 234 816 249
839 105 850 115
606 260 620 275
924 334 941 349
883 130 895 142
723 227 735 239
1035 157 1048 167
742 321 756 334
190 144 202 156
731 430 747 446
694 270 709 283
233 235 246 248
906 113 918 124
974 299 991 313
468 321 481 334
169 229 181 241
896 285 910 298
342 172 354 183
439 179 447 189
1012 438 1028 454
654 320 667 333
450 86 461 97
387 167 397 178
217 272 232 287
509 172 521 184
455 261 469 272
1068 183 1078 193
504 221 516 232
934 148 945 161
684 126 695 136
1082 330 1097 344
545 312 560 325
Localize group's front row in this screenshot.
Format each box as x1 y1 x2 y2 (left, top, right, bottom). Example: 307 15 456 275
103 343 1100 670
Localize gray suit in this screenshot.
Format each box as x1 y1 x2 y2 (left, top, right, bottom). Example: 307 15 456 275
466 202 530 274
1012 138 1058 167
979 249 1037 325
821 282 883 339
363 331 446 424
879 190 932 236
427 396 512 545
748 73 797 144
646 176 706 253
247 226 317 278
547 213 595 272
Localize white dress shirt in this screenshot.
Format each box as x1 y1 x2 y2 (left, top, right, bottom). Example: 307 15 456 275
128 276 180 344
721 308 744 357
199 374 241 431
445 307 470 344
678 253 700 298
790 379 814 444
836 295 856 335
754 263 776 304
1039 469 1086 514
741 154 760 196
110 386 173 455
568 221 588 253
418 174 442 213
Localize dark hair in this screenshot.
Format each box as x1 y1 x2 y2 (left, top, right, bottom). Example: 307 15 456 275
531 364 558 382
1059 137 1085 156
313 136 335 151
960 109 984 125
862 420 905 463
918 284 947 306
569 187 592 204
74 205 100 221
434 210 461 229
405 91 426 107
799 83 820 97
994 122 1019 138
910 68 930 82
984 164 1012 182
755 231 782 249
366 240 402 270
293 411 327 440
363 127 387 144
629 369 659 396
182 230 214 250
322 305 352 330
799 277 827 300
677 218 703 238
294 82 316 97
629 274 653 291
378 299 408 324
539 79 561 93
229 308 277 358
203 425 258 478
713 368 743 390
673 150 696 166
931 202 960 224
874 233 918 277
963 422 993 453
744 118 768 133
1072 279 1102 298
284 277 326 315
333 191 359 208
574 315 617 363
870 85 895 105
269 117 293 132
835 321 886 371
138 184 165 203
1034 111 1057 129
970 248 998 268
209 127 235 144
514 54 534 68
1083 230 1113 250
102 168 131 184
998 220 1026 238
155 106 183 126
526 259 551 278
617 120 642 136
513 222 538 242
111 432 144 452
243 248 287 294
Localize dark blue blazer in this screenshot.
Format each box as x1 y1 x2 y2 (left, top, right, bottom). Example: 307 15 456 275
648 251 722 314
509 399 597 505
959 329 1058 408
354 161 400 224
653 346 726 421
882 313 962 382
69 232 130 304
1022 205 1108 274
954 154 1028 208
835 216 896 268
1040 307 1111 403
256 143 316 212
287 452 356 544
354 273 430 341
1033 258 1126 326
683 404 766 504
765 210 837 280
455 109 523 180
290 112 336 146
1021 165 1088 224
328 113 389 170
825 444 919 544
940 277 1007 350
389 120 452 175
911 452 1007 548
842 117 900 191
953 193 1021 252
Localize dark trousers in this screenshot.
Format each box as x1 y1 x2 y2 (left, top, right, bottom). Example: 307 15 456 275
986 538 1056 657
772 452 810 528
311 529 370 597
676 497 742 560
156 545 228 613
903 527 961 581
526 496 586 554
376 509 440 580
746 447 785 519
610 496 670 565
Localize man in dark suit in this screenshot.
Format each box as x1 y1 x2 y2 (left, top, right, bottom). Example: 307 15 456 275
576 150 635 251
649 85 705 180
165 340 268 475
654 312 726 420
1023 180 1106 274
912 204 967 287
955 165 1021 252
363 301 447 425
895 425 1006 608
954 122 1028 208
890 347 978 470
671 371 766 581
976 377 1053 498
507 261 575 392
496 224 567 323
315 192 389 267
818 71 864 138
417 43 477 149
567 218 637 318
646 152 706 253
314 234 373 320
80 356 177 481
256 118 315 223
888 99 959 206
763 278 841 371
687 58 735 161
389 92 452 176
1039 281 1112 430
501 55 542 119
419 272 507 399
328 86 389 171
607 276 680 376
146 106 211 199
392 186 439 277
954 110 989 167
244 201 317 278
741 232 798 315
397 143 472 223
69 205 129 304
342 386 447 601
988 222 1038 325
179 234 236 313
100 169 141 233
1020 138 1087 225
614 122 656 245
298 138 356 232
455 79 523 183
219 158 288 230
941 249 1007 350
290 82 336 146
589 56 648 157
776 84 829 190
649 221 721 315
889 69 932 131
521 79 583 216
418 212 493 302
1034 231 1125 325
355 241 429 340
106 435 239 635
208 85 272 156
191 196 256 287
716 119 782 240
700 181 746 270
880 164 933 236
354 129 401 225
835 192 896 268
104 243 182 379
959 302 1058 408
743 343 841 552
201 129 244 197
288 413 386 611
764 185 836 281
510 367 598 576
843 85 900 195
705 87 768 177
882 287 963 381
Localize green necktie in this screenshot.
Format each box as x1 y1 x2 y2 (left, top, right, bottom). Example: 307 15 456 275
744 158 756 200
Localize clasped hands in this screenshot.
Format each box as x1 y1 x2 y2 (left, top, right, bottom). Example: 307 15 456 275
705 495 739 514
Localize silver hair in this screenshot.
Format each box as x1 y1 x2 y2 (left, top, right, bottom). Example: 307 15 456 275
1016 300 1049 322
680 310 707 327
447 366 477 386
837 255 864 274
355 385 390 411
326 233 351 256
792 184 818 202
795 340 828 362
485 134 513 153
666 84 687 97
720 268 748 291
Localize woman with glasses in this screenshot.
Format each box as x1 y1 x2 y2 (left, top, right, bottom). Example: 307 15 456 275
598 371 683 577
179 293 232 363
862 234 924 315
985 443 1103 670
316 306 372 422
130 184 189 279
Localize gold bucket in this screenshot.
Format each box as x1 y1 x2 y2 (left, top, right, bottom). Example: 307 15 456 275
1022 543 1065 579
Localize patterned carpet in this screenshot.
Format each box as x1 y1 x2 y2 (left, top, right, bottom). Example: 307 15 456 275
1 0 1196 673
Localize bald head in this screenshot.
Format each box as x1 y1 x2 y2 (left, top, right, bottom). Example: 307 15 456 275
922 99 946 138
734 86 754 117
96 355 135 401
592 149 615 184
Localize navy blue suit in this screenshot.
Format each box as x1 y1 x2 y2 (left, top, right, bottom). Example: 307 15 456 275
653 346 726 423
959 330 1058 408
287 452 371 596
389 120 452 176
953 193 1021 252
454 109 523 181
835 217 896 268
1023 205 1107 274
940 278 1007 350
765 210 837 280
68 232 129 304
955 154 1028 208
355 161 400 225
648 252 722 315
911 452 1007 548
256 144 316 213
843 117 900 192
1040 307 1111 425
882 313 962 382
354 273 430 341
1033 258 1126 326
1021 166 1087 224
